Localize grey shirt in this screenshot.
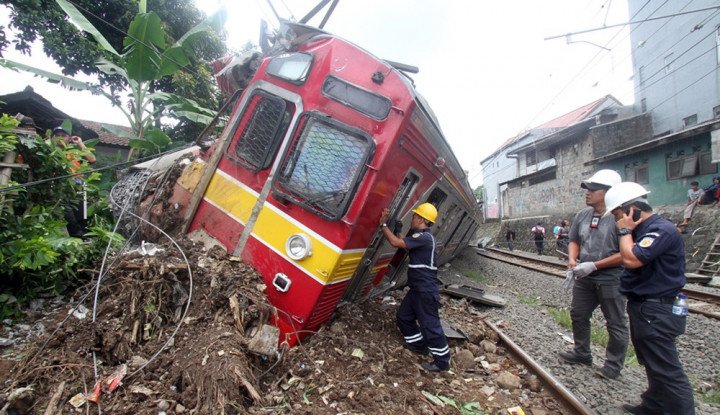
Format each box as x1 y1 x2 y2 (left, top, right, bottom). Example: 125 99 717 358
569 207 622 283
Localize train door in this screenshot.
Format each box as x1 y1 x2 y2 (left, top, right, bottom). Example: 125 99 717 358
340 171 420 303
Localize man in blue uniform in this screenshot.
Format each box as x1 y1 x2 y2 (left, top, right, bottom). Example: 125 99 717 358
379 202 450 372
605 182 694 415
559 169 628 380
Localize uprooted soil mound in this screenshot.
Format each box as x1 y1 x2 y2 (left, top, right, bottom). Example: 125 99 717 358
1 243 565 414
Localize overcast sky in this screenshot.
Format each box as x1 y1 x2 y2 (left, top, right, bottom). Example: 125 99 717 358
0 1 634 187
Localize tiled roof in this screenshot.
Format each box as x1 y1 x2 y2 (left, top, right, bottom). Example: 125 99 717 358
484 95 619 162
78 119 131 147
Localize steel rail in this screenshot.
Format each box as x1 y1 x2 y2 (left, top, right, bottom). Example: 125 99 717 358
484 320 594 415
479 248 720 320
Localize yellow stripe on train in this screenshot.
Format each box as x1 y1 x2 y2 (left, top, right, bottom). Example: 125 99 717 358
204 170 365 284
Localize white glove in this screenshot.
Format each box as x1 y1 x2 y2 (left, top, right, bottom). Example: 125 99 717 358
573 262 597 278
562 269 575 290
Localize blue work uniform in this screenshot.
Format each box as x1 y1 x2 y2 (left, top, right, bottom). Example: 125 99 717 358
620 214 694 415
396 228 450 369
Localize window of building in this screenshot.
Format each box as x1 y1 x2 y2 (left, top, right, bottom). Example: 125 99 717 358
683 114 698 127
667 154 699 180
626 162 649 184
713 105 720 119
641 98 647 113
664 53 674 75
700 151 719 175
525 151 536 167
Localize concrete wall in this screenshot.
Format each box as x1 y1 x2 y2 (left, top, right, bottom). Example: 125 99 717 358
628 0 720 136
591 113 654 159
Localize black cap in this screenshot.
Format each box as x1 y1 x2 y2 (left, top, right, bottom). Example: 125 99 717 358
52 126 69 136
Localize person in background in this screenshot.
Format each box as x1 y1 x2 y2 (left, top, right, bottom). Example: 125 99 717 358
604 182 694 415
559 169 628 381
530 222 545 255
379 203 450 372
677 181 703 232
699 176 720 206
50 126 96 238
556 220 570 258
505 227 516 251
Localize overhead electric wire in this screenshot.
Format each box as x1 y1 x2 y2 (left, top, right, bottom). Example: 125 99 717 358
544 4 720 40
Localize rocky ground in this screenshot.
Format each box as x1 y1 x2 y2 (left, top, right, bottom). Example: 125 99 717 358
1 241 570 415
2 238 719 415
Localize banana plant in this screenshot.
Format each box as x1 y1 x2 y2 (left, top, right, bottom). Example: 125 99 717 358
1 0 226 160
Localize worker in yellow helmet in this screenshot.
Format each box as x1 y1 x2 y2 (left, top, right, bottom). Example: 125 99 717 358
379 202 450 372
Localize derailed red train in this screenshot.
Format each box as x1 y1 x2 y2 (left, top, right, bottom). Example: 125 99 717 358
156 23 481 346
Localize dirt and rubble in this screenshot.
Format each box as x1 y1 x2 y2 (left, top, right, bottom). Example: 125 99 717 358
1 241 567 415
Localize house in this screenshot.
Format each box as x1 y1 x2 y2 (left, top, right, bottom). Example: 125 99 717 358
480 95 625 219
598 0 720 206
0 86 130 160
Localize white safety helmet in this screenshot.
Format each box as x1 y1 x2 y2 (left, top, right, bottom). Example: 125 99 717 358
581 169 622 190
603 182 650 215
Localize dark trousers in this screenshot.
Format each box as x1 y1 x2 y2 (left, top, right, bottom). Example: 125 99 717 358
627 300 694 414
570 278 628 374
534 238 544 255
64 202 86 238
397 289 450 368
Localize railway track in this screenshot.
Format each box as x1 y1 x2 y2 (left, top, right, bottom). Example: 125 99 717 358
483 320 593 415
478 247 720 320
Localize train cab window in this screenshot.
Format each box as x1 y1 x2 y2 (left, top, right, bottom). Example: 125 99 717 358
229 91 292 171
322 75 391 120
274 114 374 220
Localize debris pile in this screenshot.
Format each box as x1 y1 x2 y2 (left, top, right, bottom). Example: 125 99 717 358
1 245 565 414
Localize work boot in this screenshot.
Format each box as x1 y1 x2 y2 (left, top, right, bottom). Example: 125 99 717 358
421 361 449 372
403 343 429 356
558 350 592 366
621 403 662 414
595 366 620 380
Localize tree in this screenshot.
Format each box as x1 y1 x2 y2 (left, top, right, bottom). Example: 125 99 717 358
2 0 227 159
0 1 225 84
0 0 227 141
473 185 484 205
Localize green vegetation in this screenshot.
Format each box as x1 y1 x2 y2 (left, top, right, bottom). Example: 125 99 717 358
701 380 720 405
517 294 539 305
548 306 637 365
0 115 124 319
463 270 488 284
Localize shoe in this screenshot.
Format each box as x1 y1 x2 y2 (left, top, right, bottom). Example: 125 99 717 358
558 350 592 366
621 403 656 414
403 343 429 356
595 366 620 380
421 362 449 372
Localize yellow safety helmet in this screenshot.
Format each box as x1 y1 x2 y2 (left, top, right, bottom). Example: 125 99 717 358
412 203 438 224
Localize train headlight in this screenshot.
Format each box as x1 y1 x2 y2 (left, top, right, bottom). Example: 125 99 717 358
267 52 313 84
286 233 312 260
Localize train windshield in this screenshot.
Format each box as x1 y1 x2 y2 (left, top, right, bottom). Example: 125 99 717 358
275 115 374 220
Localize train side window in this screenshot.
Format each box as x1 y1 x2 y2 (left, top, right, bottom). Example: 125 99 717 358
426 188 447 210
228 91 292 172
274 114 374 220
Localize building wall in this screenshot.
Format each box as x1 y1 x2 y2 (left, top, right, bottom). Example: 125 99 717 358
481 135 537 219
591 113 654 158
629 0 720 135
601 132 718 206
504 134 594 218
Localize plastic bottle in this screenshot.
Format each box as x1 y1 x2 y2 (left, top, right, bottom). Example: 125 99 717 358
672 293 688 316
